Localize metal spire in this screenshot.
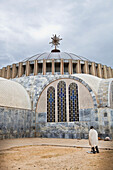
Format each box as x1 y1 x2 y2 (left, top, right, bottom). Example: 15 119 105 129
49 34 62 52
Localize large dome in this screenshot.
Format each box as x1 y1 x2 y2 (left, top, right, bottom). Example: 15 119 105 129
0 51 112 80
22 52 91 62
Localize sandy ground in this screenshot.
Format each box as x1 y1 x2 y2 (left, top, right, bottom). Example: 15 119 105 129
0 138 113 170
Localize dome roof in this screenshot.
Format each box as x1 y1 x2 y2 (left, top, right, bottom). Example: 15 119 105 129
73 74 113 107
0 78 31 109
22 52 91 62
72 74 102 95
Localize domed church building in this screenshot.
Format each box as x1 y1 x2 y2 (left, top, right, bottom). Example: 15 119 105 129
0 35 113 140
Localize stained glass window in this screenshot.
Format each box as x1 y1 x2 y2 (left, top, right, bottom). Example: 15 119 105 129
69 83 79 121
47 86 55 122
57 81 67 122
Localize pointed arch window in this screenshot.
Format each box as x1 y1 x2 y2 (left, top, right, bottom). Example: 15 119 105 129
69 83 79 121
57 81 67 122
47 86 55 122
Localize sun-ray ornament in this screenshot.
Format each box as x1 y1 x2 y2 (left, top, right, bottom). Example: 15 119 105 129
49 34 62 52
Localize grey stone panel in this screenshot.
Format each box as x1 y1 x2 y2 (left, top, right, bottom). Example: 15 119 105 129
104 121 109 126
111 110 113 121
79 109 84 118
0 106 35 139
79 108 94 122
37 113 47 123
98 80 110 107
35 120 91 139
95 117 98 121
84 109 91 116
111 122 113 129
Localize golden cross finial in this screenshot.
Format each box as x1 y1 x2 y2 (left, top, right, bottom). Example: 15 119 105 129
49 34 62 50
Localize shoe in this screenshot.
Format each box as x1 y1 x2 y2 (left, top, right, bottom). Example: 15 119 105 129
95 146 99 153
92 147 96 154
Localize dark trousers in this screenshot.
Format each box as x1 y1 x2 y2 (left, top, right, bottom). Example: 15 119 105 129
91 146 99 153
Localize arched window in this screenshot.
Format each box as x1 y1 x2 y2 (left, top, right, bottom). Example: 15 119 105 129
69 83 79 121
57 81 67 122
47 86 55 122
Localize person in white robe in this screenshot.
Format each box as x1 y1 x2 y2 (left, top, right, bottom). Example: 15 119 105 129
89 126 99 153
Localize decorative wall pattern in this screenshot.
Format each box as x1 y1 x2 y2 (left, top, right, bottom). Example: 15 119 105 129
47 86 55 122
57 81 67 122
69 83 79 121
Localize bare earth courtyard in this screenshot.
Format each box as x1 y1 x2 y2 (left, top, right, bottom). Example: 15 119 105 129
0 138 113 170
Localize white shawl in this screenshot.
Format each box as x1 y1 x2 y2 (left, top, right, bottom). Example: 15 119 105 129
89 129 98 147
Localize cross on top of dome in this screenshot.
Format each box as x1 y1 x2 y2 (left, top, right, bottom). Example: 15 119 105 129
49 34 62 52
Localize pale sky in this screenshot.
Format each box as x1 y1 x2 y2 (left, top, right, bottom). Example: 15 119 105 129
0 0 113 68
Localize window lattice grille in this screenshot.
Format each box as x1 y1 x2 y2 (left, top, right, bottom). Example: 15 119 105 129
57 81 67 122
47 86 55 122
69 83 79 121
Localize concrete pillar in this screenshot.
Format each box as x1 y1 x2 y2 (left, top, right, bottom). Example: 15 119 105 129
43 59 46 75
60 59 64 75
84 61 89 74
6 66 11 79
2 67 6 78
109 67 112 78
18 62 23 77
77 60 81 73
0 69 2 77
107 67 112 78
12 64 17 78
68 59 72 74
26 61 30 76
97 64 102 78
103 65 108 79
34 60 38 75
52 59 54 75
91 62 96 76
